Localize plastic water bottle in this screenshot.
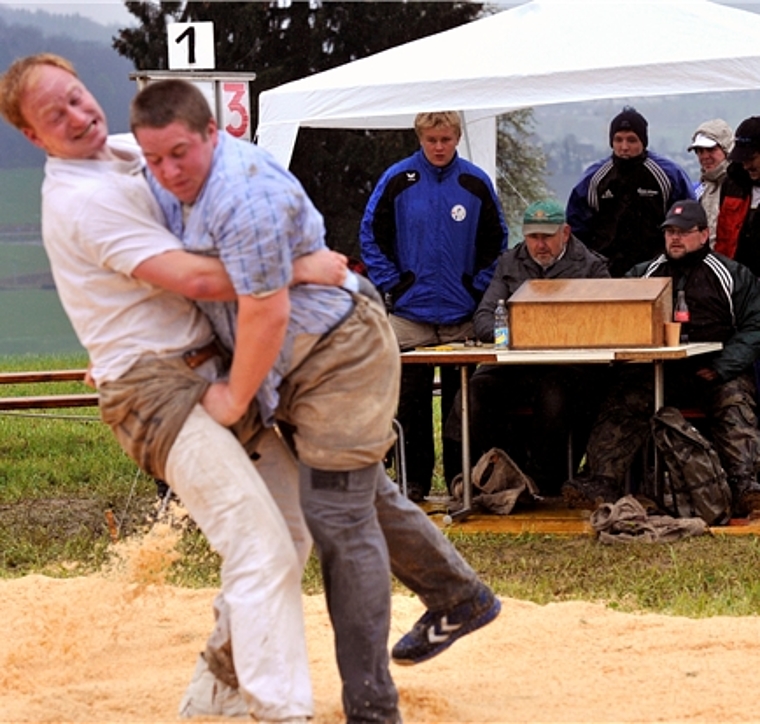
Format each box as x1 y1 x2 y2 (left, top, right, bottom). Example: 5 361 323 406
494 298 509 349
674 290 690 344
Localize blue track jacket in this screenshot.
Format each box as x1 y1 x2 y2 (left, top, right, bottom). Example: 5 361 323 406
360 149 508 325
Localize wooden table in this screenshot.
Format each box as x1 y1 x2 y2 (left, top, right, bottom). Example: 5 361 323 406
401 342 723 520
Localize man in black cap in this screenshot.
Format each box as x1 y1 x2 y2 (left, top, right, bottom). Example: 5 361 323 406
567 106 694 277
712 115 760 276
563 199 760 518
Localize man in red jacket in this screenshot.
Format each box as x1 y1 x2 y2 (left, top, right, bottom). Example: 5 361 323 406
714 116 760 277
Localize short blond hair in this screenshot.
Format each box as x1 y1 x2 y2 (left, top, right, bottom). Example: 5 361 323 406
414 111 462 139
0 53 77 130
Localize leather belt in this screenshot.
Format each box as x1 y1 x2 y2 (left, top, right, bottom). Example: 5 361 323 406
182 338 224 370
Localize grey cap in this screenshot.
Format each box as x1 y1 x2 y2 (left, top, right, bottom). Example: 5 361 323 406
688 119 733 153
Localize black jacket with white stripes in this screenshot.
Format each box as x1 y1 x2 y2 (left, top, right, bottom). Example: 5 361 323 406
627 246 760 382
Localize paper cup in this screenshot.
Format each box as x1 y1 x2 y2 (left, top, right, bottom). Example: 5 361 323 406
664 321 681 347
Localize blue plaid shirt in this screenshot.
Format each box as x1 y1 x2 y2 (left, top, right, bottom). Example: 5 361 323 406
149 132 353 423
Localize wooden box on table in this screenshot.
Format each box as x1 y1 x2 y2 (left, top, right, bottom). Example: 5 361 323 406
508 278 673 349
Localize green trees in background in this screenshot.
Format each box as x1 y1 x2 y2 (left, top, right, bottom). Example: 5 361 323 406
114 1 547 255
498 110 548 239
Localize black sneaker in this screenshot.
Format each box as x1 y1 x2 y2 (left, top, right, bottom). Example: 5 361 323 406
391 583 501 665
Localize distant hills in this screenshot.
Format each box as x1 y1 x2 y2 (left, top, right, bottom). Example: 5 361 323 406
0 4 124 44
2 2 760 201
535 90 760 201
0 6 136 170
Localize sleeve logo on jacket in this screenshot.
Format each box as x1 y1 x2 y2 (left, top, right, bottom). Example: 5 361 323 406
451 204 467 222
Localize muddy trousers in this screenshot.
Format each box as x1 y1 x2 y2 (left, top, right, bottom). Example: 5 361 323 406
203 426 312 693
165 405 312 721
586 365 760 491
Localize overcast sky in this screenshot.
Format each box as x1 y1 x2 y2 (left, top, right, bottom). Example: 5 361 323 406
4 0 760 29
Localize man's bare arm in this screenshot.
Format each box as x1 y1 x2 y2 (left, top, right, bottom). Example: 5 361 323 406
133 250 236 301
202 288 290 426
292 249 348 286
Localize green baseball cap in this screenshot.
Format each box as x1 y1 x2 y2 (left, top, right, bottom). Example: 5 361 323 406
522 199 565 235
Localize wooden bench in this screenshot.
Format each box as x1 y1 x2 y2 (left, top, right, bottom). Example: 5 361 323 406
0 369 99 411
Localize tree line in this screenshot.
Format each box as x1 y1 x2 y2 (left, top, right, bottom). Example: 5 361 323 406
0 2 547 256
115 1 547 255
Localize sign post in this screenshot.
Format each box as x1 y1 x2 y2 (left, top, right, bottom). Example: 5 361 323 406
130 22 257 142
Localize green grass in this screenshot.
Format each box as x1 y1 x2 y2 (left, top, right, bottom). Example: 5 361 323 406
0 242 85 356
0 166 85 356
3 355 760 620
161 525 760 618
0 352 155 575
448 533 760 617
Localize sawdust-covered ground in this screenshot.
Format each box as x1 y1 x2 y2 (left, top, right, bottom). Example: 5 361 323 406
2 526 760 723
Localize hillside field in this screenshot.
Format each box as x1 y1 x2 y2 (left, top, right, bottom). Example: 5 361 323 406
0 166 43 229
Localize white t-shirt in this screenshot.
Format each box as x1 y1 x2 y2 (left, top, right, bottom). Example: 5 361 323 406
41 136 212 385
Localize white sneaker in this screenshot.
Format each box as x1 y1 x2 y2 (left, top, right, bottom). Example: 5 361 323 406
178 653 250 719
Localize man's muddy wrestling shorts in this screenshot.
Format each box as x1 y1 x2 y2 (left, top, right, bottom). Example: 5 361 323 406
276 292 400 471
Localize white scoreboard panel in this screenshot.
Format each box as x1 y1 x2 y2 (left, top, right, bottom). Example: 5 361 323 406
130 22 256 141
130 71 257 142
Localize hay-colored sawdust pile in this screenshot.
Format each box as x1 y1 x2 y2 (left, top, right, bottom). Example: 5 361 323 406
2 525 760 723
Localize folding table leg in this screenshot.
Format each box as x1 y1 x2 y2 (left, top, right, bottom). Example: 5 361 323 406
447 364 473 522
391 418 408 498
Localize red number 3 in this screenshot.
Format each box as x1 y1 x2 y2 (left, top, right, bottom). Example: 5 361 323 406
223 82 249 138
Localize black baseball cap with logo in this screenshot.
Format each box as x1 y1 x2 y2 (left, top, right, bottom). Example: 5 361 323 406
660 200 708 230
729 116 760 163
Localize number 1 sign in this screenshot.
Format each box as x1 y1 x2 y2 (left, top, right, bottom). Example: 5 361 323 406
168 22 215 70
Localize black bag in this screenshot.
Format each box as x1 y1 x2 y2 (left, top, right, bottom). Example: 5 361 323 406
650 406 732 526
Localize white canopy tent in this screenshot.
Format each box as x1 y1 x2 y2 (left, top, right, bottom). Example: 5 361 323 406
256 0 760 181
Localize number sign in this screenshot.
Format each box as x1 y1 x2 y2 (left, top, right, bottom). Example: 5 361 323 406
168 22 215 70
220 82 252 140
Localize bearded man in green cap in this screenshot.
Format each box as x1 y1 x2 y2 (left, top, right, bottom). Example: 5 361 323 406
444 199 610 495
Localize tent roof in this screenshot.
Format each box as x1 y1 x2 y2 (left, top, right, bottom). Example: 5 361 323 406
257 0 760 171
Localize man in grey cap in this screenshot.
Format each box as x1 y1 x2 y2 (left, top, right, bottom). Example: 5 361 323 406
689 118 734 247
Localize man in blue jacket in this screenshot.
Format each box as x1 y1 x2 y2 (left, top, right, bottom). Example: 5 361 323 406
360 111 509 500
567 106 694 277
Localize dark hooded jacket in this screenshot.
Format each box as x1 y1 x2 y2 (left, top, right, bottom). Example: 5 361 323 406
567 151 694 277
